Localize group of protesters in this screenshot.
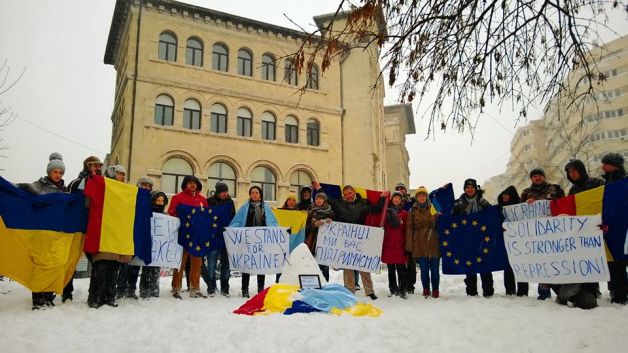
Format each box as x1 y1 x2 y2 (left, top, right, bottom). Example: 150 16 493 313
6 150 627 311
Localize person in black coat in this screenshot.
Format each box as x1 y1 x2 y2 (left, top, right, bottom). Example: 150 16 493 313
497 185 529 297
564 159 604 195
452 178 493 297
297 187 313 211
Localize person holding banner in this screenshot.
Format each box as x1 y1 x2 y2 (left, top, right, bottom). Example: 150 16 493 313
305 192 335 282
168 175 209 299
297 187 313 211
229 185 279 298
520 167 565 300
382 191 409 299
497 185 528 297
600 153 627 305
452 179 493 297
138 190 167 299
312 181 387 300
16 152 67 309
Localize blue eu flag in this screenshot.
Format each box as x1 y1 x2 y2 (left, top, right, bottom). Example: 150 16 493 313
438 205 507 274
176 203 232 257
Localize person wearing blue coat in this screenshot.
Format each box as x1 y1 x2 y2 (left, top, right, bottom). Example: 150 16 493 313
229 185 278 298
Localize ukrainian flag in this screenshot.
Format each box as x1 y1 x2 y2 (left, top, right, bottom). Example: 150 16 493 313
272 209 307 252
83 175 152 263
0 176 86 294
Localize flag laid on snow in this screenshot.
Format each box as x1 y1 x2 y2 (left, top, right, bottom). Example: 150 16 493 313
176 203 232 257
438 205 508 274
550 179 628 261
84 175 152 263
271 209 307 252
0 176 86 294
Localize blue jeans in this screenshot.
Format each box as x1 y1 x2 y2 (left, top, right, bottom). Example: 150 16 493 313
204 248 230 293
417 257 440 292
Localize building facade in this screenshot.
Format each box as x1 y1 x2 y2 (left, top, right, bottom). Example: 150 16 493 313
104 0 414 205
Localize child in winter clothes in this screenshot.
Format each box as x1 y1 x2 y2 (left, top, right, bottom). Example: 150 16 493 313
229 185 279 297
139 190 167 299
406 187 441 298
382 191 409 298
17 152 67 309
305 193 335 282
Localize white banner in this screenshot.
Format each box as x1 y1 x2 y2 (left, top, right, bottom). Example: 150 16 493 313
131 213 183 269
502 200 551 222
315 221 384 272
224 227 290 275
503 214 609 284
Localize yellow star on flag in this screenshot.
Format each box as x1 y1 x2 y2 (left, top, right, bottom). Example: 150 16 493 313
481 225 487 232
476 257 482 263
196 246 201 251
446 251 452 257
208 209 212 214
185 222 190 228
213 216 218 220
461 219 467 225
187 214 191 219
472 220 478 226
484 236 490 243
454 259 460 265
483 248 489 254
452 223 458 229
212 223 218 228
188 242 193 247
466 260 472 266
444 229 450 235
191 208 196 214
205 241 210 247
186 234 190 239
442 241 448 247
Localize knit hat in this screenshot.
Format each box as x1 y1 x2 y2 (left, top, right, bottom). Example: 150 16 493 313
391 191 403 200
286 192 297 201
114 165 126 175
315 192 328 201
394 182 407 191
215 181 228 194
414 186 428 196
82 156 102 171
529 168 546 178
46 152 65 174
104 166 116 179
601 153 624 167
136 176 154 188
463 178 478 190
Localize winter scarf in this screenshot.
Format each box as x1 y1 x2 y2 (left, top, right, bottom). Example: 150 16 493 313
385 203 404 228
464 195 480 214
248 200 264 226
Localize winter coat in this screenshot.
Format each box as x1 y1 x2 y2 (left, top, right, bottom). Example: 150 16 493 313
565 160 605 195
405 203 439 258
17 177 65 195
451 193 491 216
602 167 626 184
297 187 312 211
207 195 236 219
304 205 335 254
381 206 408 264
167 189 208 217
325 193 384 225
497 185 521 206
520 182 565 201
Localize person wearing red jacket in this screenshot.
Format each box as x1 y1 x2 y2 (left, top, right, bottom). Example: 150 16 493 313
382 191 409 299
168 175 209 299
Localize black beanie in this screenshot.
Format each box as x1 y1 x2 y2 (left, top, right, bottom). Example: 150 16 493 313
463 178 478 190
215 181 228 194
529 168 546 178
601 153 624 167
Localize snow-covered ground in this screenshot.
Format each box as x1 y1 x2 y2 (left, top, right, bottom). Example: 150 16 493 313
0 270 626 353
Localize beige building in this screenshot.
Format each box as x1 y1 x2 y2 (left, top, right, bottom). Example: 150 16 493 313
383 104 415 190
484 35 628 200
104 0 413 205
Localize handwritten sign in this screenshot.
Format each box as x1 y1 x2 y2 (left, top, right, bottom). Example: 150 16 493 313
132 213 182 269
502 200 551 222
224 227 290 275
315 221 384 272
503 215 609 284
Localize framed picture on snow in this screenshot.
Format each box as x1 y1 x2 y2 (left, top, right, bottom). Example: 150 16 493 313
298 274 322 289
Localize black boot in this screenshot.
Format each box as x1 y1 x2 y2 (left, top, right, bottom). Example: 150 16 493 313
87 261 104 308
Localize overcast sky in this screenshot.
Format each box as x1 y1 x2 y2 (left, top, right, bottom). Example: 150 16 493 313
0 1 625 194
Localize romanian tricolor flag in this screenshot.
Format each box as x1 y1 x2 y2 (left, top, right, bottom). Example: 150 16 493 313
233 283 383 317
316 183 388 227
0 176 86 294
84 175 152 263
550 179 628 261
272 209 307 252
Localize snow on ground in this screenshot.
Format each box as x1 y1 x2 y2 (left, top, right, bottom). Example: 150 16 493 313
0 270 626 353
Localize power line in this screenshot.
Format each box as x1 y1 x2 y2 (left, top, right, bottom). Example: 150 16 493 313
14 115 107 155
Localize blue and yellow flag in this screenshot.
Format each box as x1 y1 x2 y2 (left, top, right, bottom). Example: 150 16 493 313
176 203 232 256
437 205 508 274
429 183 454 215
0 176 86 294
272 209 307 252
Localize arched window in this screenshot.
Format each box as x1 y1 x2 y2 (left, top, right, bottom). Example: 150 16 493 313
285 59 297 86
158 32 177 62
307 65 319 90
154 94 174 126
183 99 201 130
236 108 252 137
162 158 193 195
290 170 312 194
251 166 276 201
307 119 320 146
285 116 298 143
210 104 227 134
186 37 203 67
238 49 253 76
261 112 276 141
208 162 237 197
212 43 228 71
261 53 276 81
